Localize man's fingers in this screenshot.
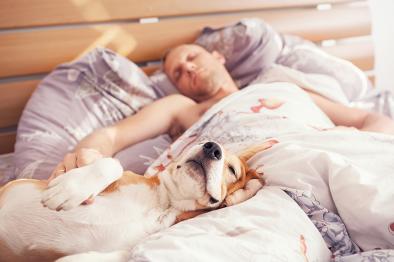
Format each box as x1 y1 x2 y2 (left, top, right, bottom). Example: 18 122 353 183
48 152 77 183
64 153 77 172
48 163 66 182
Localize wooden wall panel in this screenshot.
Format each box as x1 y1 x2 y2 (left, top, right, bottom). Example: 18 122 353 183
0 79 39 128
0 132 16 154
0 4 371 78
0 0 359 29
322 39 374 70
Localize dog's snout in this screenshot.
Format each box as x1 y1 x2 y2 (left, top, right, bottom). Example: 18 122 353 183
203 142 222 160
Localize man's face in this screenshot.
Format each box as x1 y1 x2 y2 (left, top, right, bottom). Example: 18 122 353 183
163 44 228 102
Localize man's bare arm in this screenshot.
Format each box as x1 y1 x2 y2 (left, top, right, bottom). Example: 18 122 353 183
77 94 194 156
50 94 195 178
308 92 394 134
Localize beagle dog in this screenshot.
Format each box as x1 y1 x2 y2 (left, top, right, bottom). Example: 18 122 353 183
0 140 276 262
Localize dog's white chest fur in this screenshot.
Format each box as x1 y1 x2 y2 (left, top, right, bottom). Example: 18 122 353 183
0 181 175 256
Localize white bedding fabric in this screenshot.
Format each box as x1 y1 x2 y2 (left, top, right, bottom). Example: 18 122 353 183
138 82 394 260
249 130 394 250
130 187 331 261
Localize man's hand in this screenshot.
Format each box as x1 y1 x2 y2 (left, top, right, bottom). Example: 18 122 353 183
49 148 104 180
48 148 104 204
308 91 394 135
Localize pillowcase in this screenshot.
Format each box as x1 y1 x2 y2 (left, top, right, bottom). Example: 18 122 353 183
14 47 171 180
195 18 283 88
276 40 370 102
0 153 14 185
149 70 179 96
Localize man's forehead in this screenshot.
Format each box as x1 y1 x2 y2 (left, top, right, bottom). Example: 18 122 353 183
163 45 188 71
168 44 205 59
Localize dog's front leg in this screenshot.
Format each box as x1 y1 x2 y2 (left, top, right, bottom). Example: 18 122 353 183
41 158 123 211
156 208 179 229
56 250 129 262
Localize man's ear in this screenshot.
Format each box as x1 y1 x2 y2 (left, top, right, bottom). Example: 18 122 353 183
211 50 226 64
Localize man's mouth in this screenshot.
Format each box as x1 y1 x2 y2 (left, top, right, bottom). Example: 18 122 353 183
191 68 205 89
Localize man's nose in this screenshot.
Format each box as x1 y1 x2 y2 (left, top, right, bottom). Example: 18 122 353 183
183 61 196 73
203 142 222 160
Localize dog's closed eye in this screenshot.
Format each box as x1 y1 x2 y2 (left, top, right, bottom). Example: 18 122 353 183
228 165 236 178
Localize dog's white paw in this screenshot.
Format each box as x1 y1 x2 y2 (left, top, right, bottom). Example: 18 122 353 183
41 158 123 211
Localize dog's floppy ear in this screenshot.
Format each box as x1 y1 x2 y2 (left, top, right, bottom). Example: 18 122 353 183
222 140 277 207
223 169 265 207
238 139 278 162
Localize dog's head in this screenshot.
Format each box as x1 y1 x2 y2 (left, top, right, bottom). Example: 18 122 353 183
160 140 277 213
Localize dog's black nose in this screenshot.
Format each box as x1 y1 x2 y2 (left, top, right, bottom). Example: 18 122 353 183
203 142 222 160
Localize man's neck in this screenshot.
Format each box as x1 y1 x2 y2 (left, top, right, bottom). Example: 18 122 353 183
208 83 239 103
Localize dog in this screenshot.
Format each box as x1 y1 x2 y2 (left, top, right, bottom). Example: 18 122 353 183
0 140 276 262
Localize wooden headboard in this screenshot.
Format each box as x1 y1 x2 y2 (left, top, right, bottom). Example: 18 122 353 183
0 0 372 154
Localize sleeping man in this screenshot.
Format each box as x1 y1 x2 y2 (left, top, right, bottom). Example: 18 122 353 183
50 43 394 257
51 43 394 180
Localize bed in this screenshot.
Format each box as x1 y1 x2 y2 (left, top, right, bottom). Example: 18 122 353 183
2 1 394 261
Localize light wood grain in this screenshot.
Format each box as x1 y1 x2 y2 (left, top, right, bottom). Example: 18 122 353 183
0 79 39 128
0 65 159 128
0 132 16 154
0 4 371 78
0 0 359 29
322 39 374 70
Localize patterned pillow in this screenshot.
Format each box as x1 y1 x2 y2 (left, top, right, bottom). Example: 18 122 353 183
195 18 283 88
14 48 171 180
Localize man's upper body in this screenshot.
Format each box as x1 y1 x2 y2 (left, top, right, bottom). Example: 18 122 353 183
50 44 394 179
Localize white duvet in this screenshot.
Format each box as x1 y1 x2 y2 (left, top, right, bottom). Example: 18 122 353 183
132 83 394 261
